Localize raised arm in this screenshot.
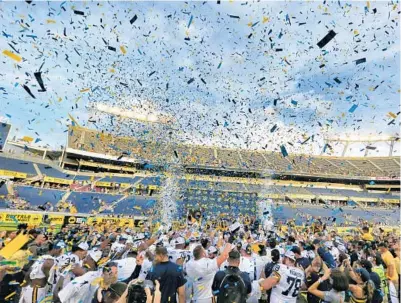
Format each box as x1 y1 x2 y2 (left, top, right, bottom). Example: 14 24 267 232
307 269 331 300
216 243 232 268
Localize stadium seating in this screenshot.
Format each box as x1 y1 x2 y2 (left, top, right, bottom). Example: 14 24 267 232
37 164 74 179
0 183 8 196
0 157 37 176
273 204 399 225
216 149 241 169
0 183 9 208
275 185 312 195
369 158 400 176
239 151 267 170
263 152 292 172
14 185 65 206
67 126 400 178
100 176 142 184
189 147 219 167
110 196 157 215
0 126 399 225
73 175 92 181
177 190 258 217
68 192 123 213
139 176 162 186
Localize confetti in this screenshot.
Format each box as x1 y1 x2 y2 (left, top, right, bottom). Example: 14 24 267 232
34 72 46 92
22 85 36 99
2 50 22 62
348 104 358 113
317 30 337 48
280 145 288 157
130 15 138 24
355 58 367 65
187 15 194 28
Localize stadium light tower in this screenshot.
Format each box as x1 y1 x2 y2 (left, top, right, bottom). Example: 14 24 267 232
322 136 399 157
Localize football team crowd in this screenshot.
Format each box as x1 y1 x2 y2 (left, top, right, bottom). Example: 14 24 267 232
0 219 399 303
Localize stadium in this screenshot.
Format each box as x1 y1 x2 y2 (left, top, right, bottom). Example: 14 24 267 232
0 122 399 230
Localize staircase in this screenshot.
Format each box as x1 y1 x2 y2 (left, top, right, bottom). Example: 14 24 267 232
61 191 72 202
6 182 14 196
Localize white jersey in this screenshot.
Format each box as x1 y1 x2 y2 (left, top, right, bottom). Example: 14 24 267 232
239 256 255 281
330 247 340 263
167 249 192 264
58 270 101 303
270 264 305 303
48 253 81 290
253 254 268 281
115 257 138 281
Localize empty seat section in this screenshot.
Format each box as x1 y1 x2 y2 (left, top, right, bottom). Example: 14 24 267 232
0 183 8 196
112 196 156 215
68 192 122 213
140 177 162 186
101 176 142 184
0 157 37 176
14 186 65 206
37 164 74 179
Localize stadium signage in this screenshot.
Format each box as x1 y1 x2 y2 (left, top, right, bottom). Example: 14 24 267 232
63 215 87 225
0 213 42 224
0 169 27 179
375 176 400 180
94 181 112 187
43 176 73 185
87 216 134 227
47 215 65 225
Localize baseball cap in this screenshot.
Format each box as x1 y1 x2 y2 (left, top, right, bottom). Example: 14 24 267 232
133 233 145 241
359 259 373 271
175 237 186 245
109 282 127 297
208 246 218 255
78 242 89 251
355 268 370 283
229 222 241 233
228 250 241 260
290 246 301 255
245 244 252 255
89 249 102 263
54 241 66 249
284 250 296 261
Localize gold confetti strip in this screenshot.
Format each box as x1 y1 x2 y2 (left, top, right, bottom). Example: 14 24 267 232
2 50 22 62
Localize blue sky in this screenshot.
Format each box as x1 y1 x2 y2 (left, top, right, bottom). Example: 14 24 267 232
0 0 400 156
